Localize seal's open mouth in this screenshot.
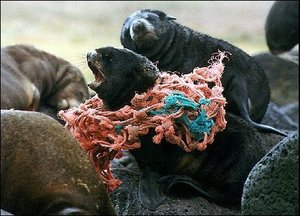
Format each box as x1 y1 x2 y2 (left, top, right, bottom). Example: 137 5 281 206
87 59 105 90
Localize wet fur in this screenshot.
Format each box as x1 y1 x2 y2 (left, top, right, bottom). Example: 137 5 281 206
86 46 266 208
1 44 89 120
1 110 116 215
120 9 286 136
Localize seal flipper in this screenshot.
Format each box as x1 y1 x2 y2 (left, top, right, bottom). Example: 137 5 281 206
138 167 166 211
158 175 237 205
158 175 213 200
227 78 287 137
244 114 288 137
238 100 288 137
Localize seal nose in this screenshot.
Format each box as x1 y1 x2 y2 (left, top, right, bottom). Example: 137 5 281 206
130 19 149 39
131 20 147 32
87 50 98 63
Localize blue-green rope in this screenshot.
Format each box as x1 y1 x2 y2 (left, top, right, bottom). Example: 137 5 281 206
115 92 214 139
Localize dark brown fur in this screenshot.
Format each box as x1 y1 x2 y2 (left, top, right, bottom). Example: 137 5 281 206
1 110 116 215
1 44 89 121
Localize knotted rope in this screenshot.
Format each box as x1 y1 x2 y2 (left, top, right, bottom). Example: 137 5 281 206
58 51 229 192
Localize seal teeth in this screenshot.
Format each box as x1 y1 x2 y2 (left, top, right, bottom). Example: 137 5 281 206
87 60 105 85
87 81 101 91
87 63 104 91
95 68 105 83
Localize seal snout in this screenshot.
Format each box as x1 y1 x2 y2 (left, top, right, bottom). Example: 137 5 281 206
87 50 99 64
86 50 105 91
129 19 155 41
131 20 147 32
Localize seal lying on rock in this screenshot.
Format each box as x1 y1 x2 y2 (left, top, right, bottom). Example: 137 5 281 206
1 110 116 215
1 44 89 120
120 9 286 136
86 46 266 209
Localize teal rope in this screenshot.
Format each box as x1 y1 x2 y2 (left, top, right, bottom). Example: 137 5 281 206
178 109 214 140
115 92 214 139
150 92 214 140
149 92 199 115
115 125 123 134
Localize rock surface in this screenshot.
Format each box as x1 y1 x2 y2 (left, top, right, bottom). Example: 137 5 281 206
241 130 299 215
110 153 241 215
253 52 299 105
261 102 298 135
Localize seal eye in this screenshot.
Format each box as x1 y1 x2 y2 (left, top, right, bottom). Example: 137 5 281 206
102 53 113 62
124 29 130 38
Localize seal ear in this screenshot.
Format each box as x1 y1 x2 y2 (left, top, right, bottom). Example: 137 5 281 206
166 15 176 21
155 10 176 21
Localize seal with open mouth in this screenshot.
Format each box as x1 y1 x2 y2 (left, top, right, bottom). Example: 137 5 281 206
87 46 159 110
85 46 266 210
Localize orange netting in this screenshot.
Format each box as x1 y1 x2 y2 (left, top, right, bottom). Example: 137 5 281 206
58 51 228 192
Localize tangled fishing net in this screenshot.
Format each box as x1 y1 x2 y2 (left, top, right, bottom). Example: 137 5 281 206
58 51 229 192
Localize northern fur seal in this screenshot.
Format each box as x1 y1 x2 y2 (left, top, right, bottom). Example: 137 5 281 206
1 44 89 120
86 46 266 209
120 9 287 136
87 46 159 110
1 110 116 215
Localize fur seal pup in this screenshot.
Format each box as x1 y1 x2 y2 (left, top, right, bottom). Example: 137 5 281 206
86 46 266 209
1 44 89 121
1 110 116 215
120 9 287 136
87 46 159 110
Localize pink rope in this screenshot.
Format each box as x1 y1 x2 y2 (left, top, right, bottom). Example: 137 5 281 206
58 51 229 192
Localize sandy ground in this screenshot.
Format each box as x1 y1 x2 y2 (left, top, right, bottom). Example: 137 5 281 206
1 1 275 83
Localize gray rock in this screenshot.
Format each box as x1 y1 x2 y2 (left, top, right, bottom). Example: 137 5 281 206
110 162 241 216
279 102 299 125
241 130 299 215
262 102 299 132
253 52 299 105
